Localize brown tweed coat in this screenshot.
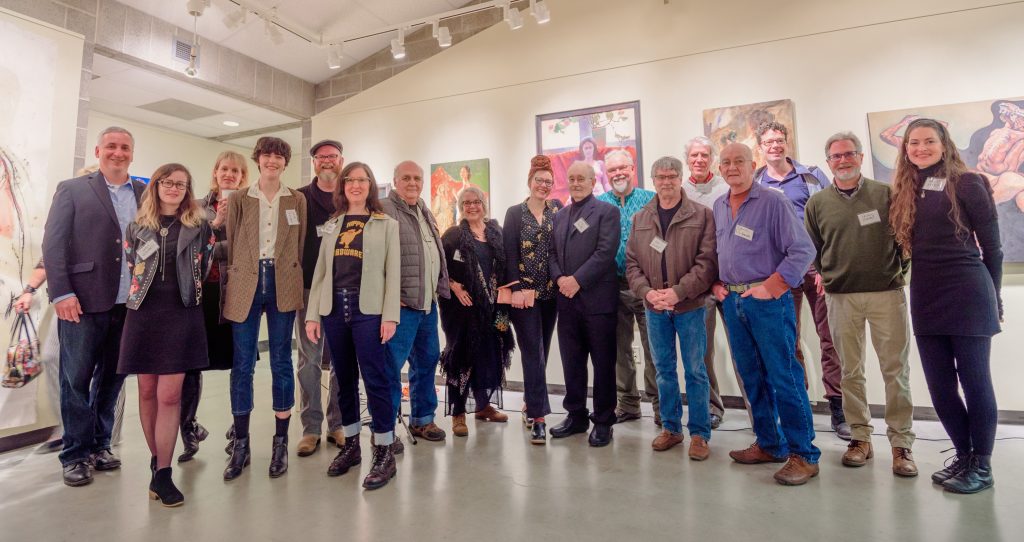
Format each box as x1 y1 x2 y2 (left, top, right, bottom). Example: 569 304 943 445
222 185 307 323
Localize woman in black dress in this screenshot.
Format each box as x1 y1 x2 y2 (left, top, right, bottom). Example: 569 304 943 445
119 164 215 506
440 186 515 437
890 118 1003 494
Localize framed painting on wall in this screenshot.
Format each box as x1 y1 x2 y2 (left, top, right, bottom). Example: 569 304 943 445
867 98 1024 262
536 101 643 204
703 99 797 166
429 158 490 234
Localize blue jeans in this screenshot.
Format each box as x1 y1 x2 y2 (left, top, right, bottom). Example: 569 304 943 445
230 260 296 415
722 291 819 462
386 303 441 426
645 306 711 440
57 306 128 466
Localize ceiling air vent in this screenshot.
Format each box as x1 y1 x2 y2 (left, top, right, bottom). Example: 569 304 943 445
173 38 198 63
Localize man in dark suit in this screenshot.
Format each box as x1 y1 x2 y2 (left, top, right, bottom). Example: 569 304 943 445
43 126 145 486
549 161 621 446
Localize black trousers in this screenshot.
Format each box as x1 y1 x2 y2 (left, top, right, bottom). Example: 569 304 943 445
511 297 557 419
916 334 997 456
556 298 617 426
180 371 202 431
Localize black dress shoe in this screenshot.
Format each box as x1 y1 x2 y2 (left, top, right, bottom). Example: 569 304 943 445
90 449 121 471
550 417 589 438
269 435 289 478
223 436 251 481
530 421 547 445
588 424 613 447
63 461 93 487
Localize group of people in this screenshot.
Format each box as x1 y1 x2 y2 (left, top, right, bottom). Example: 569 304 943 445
18 116 1001 506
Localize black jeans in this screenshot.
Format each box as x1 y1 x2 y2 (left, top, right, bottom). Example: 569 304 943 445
556 298 617 426
511 297 557 419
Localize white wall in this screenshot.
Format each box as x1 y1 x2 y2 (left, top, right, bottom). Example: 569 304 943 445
312 0 1024 409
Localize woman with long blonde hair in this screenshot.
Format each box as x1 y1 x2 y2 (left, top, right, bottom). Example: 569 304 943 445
889 118 1003 494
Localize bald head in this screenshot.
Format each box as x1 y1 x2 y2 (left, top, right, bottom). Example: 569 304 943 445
566 160 596 202
393 160 424 205
718 143 756 192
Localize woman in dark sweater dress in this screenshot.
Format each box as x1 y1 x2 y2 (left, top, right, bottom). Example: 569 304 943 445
890 118 1003 494
119 164 216 506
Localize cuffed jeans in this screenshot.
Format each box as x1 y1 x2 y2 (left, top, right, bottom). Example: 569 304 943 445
510 297 557 419
230 260 296 415
826 289 915 448
387 303 441 427
615 278 657 416
296 288 341 435
723 291 819 463
646 306 711 440
322 289 396 445
57 305 128 466
792 268 842 400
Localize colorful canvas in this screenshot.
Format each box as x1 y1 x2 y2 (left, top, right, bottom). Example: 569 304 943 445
429 158 490 234
703 99 798 165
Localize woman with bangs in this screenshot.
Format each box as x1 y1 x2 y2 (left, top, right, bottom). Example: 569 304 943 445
118 163 217 506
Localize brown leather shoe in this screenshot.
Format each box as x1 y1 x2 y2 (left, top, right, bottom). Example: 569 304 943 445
773 455 820 486
452 414 469 437
651 430 684 451
688 435 710 461
729 442 786 464
841 439 873 467
475 405 508 423
892 447 919 477
409 422 446 442
296 434 321 457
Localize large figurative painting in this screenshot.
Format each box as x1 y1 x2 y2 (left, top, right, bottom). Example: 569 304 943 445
703 99 798 166
536 101 643 204
867 99 1024 262
429 158 490 234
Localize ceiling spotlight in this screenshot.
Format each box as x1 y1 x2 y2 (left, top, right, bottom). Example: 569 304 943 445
223 3 246 29
184 46 199 77
431 20 452 48
222 120 240 127
264 11 284 45
183 3 203 78
504 3 524 30
390 28 406 59
530 0 551 24
326 43 344 69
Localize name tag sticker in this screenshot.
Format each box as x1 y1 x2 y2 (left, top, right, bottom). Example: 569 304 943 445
695 183 712 194
767 185 785 194
574 218 590 233
734 225 755 241
923 177 947 191
650 237 668 253
137 239 159 260
285 209 300 226
858 210 881 226
453 250 465 263
315 225 327 237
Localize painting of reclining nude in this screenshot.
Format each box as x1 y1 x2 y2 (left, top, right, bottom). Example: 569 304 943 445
867 98 1024 262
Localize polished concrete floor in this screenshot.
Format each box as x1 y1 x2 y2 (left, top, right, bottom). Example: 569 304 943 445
2 368 1022 542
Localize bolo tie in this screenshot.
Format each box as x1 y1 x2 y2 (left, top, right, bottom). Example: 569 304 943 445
159 219 175 281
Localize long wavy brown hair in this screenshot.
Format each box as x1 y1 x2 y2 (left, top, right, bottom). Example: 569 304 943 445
889 118 968 256
137 163 204 230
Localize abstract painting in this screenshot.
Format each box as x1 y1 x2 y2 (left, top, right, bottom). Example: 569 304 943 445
703 99 798 166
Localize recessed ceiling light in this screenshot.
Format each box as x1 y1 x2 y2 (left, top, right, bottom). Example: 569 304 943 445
223 120 240 127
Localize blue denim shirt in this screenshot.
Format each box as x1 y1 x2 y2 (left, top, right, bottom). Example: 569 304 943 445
598 186 655 277
755 158 830 221
105 175 138 304
712 181 814 288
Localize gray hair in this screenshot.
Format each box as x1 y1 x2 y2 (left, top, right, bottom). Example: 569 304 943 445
96 126 134 147
456 185 489 220
824 131 863 155
603 148 634 166
683 136 716 161
651 156 684 177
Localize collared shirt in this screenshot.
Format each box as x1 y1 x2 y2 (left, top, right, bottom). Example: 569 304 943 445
683 173 730 210
756 158 831 221
105 175 138 304
248 182 291 259
713 181 814 287
597 186 655 276
415 203 441 310
833 176 864 199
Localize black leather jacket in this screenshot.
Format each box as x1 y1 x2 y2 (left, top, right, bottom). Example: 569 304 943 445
123 220 218 310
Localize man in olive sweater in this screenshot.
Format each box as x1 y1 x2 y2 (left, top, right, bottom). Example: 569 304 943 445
804 132 917 477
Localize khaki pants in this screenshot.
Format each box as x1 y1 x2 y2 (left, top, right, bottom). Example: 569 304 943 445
825 289 915 448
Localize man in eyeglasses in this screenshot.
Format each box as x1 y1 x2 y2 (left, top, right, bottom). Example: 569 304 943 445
804 132 917 477
294 139 346 456
754 121 850 441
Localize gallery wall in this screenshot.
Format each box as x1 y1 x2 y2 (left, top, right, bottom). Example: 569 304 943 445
311 0 1024 410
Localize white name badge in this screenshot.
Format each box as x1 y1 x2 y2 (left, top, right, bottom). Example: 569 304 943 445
137 239 159 260
285 209 300 226
858 210 881 226
695 183 712 194
453 249 465 262
923 177 947 191
574 218 590 233
649 237 668 253
767 185 785 194
734 225 755 241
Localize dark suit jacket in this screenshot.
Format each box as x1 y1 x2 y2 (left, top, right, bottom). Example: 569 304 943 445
549 196 620 315
42 172 146 313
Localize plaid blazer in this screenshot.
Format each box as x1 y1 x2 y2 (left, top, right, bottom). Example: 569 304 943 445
222 186 307 322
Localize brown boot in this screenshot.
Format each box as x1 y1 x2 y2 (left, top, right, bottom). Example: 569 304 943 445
296 434 321 457
475 405 509 423
892 447 919 477
841 440 873 467
729 442 786 464
688 435 710 461
773 455 820 486
452 414 469 437
651 430 684 451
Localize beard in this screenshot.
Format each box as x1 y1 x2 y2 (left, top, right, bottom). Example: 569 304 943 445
835 169 860 182
610 174 631 194
318 169 340 183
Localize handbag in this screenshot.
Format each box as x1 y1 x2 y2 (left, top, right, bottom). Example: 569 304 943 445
3 311 42 388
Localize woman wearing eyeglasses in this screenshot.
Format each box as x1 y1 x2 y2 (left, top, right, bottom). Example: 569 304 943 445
439 186 515 437
118 164 216 506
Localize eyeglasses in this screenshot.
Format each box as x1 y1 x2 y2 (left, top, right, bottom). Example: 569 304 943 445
158 180 188 190
606 165 632 174
314 154 340 161
343 177 371 184
827 151 861 162
461 200 484 208
531 178 554 187
760 138 786 147
653 173 680 182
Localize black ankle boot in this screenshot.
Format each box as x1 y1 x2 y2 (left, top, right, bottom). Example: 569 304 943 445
327 436 362 477
943 454 994 494
223 436 251 481
269 435 288 478
149 467 185 507
362 444 396 490
932 451 971 484
828 396 852 441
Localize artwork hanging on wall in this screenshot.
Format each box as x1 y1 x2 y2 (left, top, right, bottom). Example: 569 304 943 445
867 98 1024 262
429 158 490 234
536 101 643 204
703 99 798 166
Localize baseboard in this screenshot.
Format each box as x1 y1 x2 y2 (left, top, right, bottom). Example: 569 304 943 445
0 426 56 454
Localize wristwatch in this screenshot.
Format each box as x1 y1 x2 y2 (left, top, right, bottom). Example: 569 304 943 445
23 285 37 294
